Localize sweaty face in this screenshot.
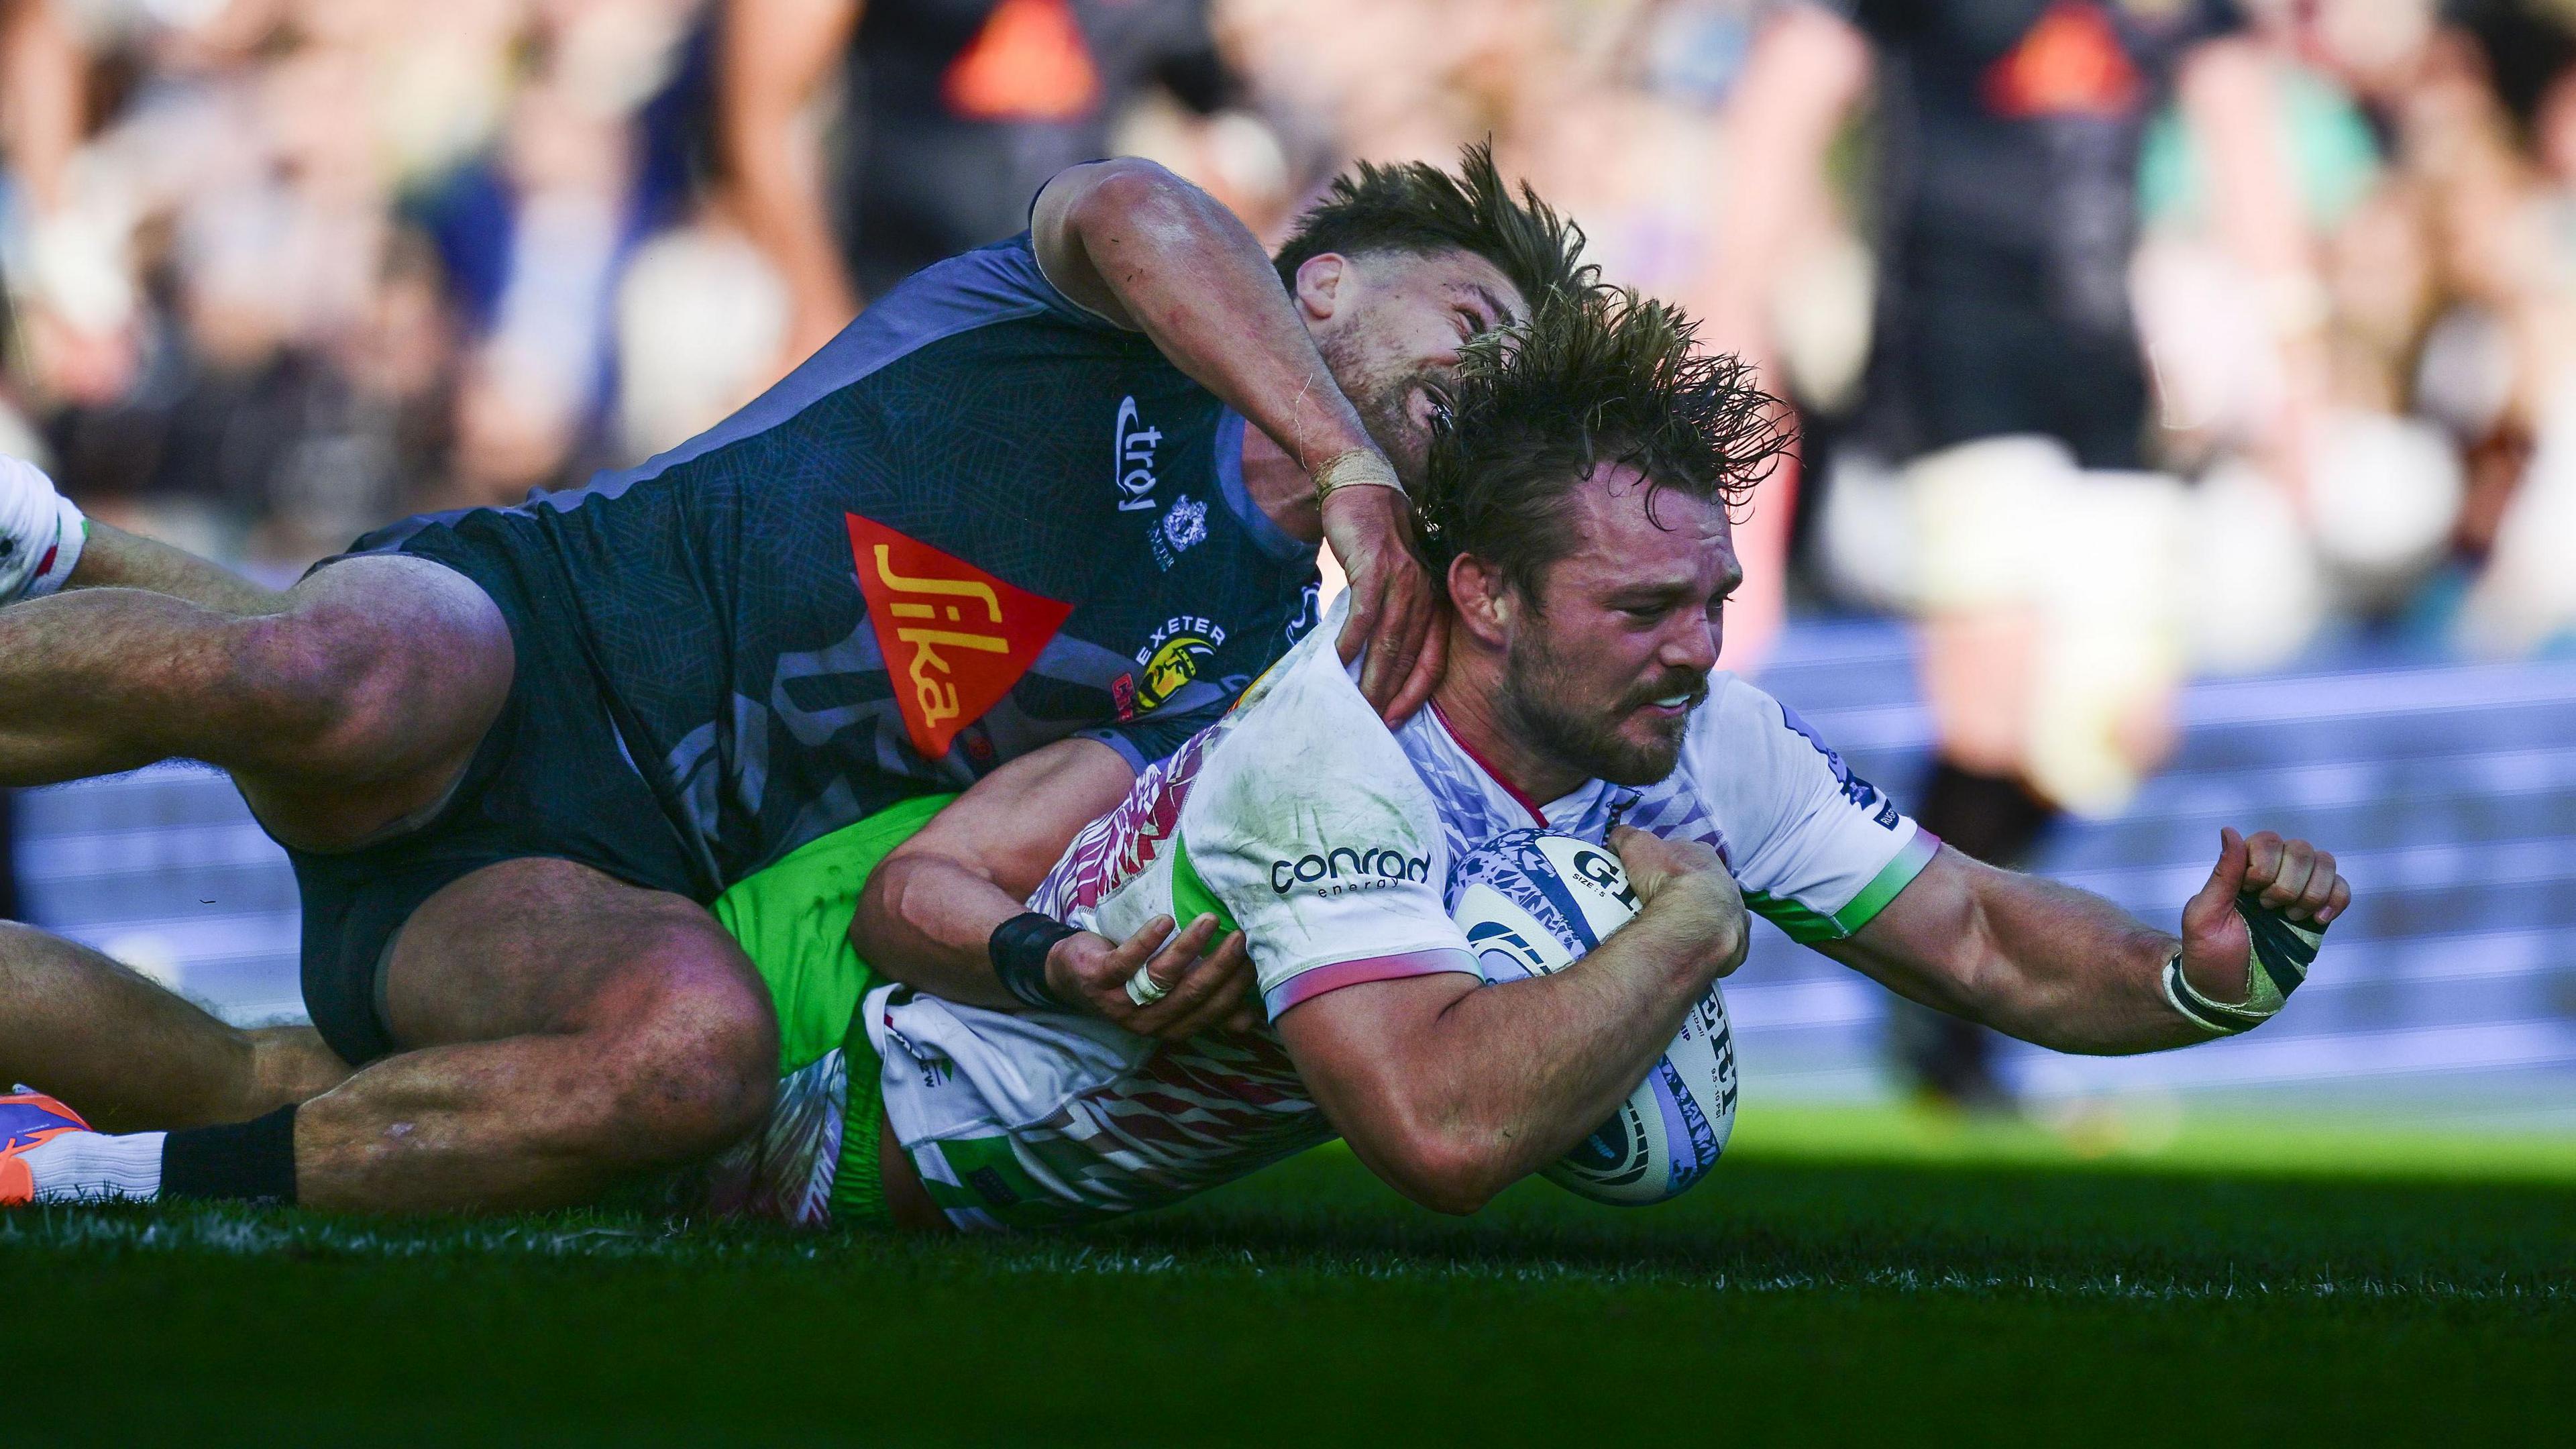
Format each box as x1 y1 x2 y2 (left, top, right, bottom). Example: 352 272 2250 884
1310 251 1525 487
1496 467 1739 786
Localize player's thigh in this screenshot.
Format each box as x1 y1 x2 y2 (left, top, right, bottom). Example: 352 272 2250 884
227 555 515 846
378 857 779 1132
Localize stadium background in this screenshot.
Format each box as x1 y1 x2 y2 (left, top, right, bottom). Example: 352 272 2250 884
8 0 2572 1140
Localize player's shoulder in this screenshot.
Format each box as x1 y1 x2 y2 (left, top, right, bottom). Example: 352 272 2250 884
1205 610 1386 765
795 233 1139 392
1685 672 1805 770
871 233 1128 339
1682 674 1889 819
1185 602 1433 836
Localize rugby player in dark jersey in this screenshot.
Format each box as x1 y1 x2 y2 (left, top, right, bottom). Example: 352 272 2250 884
0 146 1585 1214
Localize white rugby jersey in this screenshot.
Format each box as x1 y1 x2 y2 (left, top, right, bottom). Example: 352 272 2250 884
865 597 1937 1230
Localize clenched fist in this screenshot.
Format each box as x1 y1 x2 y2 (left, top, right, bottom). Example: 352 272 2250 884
2176 826 2348 1016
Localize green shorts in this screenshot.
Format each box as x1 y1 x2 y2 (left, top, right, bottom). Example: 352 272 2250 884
710 793 955 1228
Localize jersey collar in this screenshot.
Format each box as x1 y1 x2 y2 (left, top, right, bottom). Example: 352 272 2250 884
1423 698 1599 828
1213 411 1317 566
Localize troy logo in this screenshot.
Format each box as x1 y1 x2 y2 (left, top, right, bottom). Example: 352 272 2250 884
848 515 1072 760
1113 395 1161 512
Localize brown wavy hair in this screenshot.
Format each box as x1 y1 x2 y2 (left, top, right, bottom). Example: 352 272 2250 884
1272 142 1594 307
1414 287 1794 600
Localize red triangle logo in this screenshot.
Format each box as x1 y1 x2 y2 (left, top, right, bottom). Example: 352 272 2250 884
941 0 1100 123
847 514 1074 761
1982 2 2141 119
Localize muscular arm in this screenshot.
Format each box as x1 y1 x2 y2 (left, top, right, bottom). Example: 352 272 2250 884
856 739 1134 1010
1031 158 1377 476
1030 158 1440 717
720 0 863 370
853 738 1256 1035
1277 830 1746 1216
1823 830 2349 1055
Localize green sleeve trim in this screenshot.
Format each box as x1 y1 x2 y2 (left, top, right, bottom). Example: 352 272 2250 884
1743 891 1835 943
1167 835 1242 936
1835 828 1939 934
1746 828 1939 945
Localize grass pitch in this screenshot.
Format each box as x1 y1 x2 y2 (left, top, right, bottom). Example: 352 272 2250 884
7 1105 2569 1446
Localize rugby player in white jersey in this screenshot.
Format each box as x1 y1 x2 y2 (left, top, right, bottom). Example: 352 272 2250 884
816 286 2349 1229
6 289 2349 1229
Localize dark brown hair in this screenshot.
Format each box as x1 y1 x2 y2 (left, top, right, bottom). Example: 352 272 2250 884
1415 287 1794 600
1272 142 1593 307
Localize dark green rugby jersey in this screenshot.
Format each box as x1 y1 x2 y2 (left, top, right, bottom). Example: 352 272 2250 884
357 233 1323 897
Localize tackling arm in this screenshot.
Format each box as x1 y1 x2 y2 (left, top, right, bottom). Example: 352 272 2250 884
1030 158 1377 474
1029 158 1440 718
1823 828 2349 1054
1277 829 1747 1216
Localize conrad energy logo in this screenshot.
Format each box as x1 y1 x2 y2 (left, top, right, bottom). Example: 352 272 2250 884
1271 844 1432 897
849 515 1073 760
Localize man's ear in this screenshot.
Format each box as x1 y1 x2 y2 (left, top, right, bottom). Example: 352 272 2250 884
1448 552 1515 651
1293 253 1350 325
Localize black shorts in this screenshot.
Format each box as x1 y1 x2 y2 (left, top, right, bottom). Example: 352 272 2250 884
1862 279 2151 473
284 537 705 1066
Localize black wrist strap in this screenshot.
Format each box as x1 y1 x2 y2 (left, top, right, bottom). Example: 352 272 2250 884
989 912 1079 1010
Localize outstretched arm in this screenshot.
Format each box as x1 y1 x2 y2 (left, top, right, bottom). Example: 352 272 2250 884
1030 158 1440 720
1823 828 2348 1054
853 739 1258 1039
1277 830 1747 1216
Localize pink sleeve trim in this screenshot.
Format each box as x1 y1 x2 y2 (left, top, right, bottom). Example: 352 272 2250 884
1263 947 1482 1019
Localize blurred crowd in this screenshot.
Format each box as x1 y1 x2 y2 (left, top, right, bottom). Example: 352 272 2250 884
1 0 2573 656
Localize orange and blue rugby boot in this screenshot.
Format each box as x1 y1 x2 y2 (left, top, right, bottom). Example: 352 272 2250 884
1 1090 91 1205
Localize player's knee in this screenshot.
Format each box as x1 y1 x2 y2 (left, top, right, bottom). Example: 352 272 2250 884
221 568 507 775
222 612 395 758
592 976 778 1167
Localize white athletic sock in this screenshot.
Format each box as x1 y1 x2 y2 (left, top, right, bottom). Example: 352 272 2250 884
19 1129 166 1203
0 455 87 604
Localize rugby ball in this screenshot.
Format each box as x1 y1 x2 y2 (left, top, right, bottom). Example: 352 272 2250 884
1451 828 1737 1206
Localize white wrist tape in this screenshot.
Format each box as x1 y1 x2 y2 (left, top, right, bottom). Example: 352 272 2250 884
2163 894 2324 1036
1311 448 1405 507
0 455 87 603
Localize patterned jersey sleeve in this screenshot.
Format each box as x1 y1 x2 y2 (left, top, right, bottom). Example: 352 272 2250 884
1176 623 1477 1018
1685 677 1937 945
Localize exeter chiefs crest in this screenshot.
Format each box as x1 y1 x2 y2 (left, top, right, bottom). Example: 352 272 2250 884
1126 614 1228 714
1136 633 1216 712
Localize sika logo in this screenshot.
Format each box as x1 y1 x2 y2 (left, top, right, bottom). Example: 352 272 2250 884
1113 396 1161 513
848 515 1073 759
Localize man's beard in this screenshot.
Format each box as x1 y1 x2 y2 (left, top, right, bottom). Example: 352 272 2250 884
1503 629 1709 787
1317 329 1435 489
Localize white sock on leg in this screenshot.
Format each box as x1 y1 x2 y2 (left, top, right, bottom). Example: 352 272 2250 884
21 1130 166 1203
